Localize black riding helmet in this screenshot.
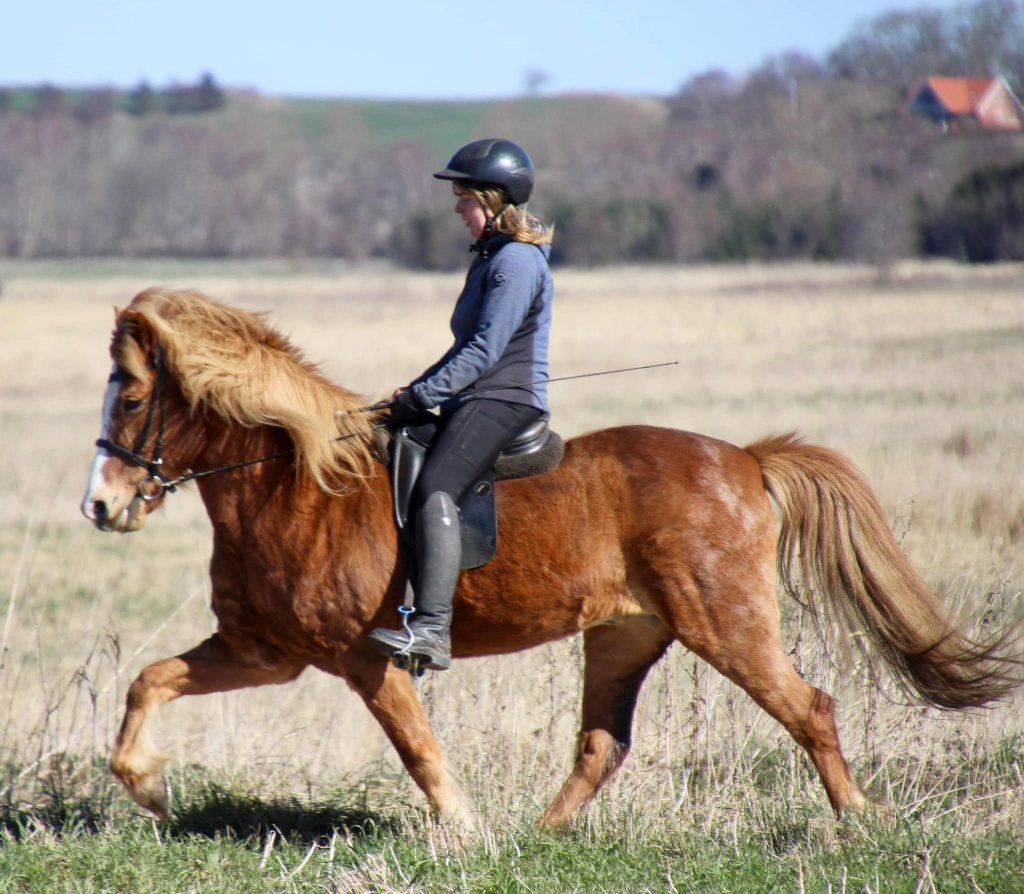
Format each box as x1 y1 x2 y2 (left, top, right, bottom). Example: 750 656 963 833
433 138 535 206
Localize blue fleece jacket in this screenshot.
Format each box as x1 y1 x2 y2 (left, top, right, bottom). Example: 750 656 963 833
408 235 552 414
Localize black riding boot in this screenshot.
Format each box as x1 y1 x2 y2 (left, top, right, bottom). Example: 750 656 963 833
368 491 461 671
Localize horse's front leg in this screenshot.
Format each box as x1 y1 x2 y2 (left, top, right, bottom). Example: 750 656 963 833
343 655 472 825
111 633 305 818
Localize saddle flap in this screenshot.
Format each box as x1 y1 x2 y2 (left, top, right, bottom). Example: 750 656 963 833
390 426 425 531
389 427 497 569
458 471 498 570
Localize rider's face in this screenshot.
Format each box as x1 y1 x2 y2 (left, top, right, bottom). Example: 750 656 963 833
453 186 489 239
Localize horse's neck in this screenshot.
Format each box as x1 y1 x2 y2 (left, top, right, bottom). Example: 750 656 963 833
192 422 396 634
194 422 389 552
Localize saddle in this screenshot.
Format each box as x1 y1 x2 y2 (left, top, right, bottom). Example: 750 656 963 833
389 414 564 569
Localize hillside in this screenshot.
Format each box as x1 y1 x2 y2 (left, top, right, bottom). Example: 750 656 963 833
2 0 1023 266
0 90 674 266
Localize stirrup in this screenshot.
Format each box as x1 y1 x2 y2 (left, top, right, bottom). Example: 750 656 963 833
367 607 416 656
368 607 430 676
368 628 450 673
392 651 428 678
390 606 428 676
394 605 416 654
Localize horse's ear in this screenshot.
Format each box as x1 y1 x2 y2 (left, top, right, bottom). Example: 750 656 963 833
130 315 158 358
111 306 125 343
114 308 158 366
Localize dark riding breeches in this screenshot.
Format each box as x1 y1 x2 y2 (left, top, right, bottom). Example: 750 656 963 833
413 398 543 511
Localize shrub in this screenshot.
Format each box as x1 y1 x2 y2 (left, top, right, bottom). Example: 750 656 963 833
919 161 1024 262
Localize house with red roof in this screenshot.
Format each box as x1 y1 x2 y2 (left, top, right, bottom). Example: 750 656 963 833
905 76 1023 131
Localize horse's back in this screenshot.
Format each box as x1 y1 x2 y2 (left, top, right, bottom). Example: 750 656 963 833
498 422 776 578
560 423 769 506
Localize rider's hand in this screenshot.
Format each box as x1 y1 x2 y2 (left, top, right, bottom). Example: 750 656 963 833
389 388 426 425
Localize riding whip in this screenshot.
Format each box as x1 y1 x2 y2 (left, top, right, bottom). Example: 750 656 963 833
342 361 679 416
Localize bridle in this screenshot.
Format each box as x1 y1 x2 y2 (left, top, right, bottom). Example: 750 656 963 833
96 345 175 502
95 343 377 503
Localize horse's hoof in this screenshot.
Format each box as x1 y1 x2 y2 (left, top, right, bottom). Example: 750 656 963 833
392 652 427 677
866 796 897 827
837 795 897 836
130 774 171 821
422 807 490 854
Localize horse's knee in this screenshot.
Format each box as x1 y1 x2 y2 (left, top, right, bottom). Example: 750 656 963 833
124 657 188 712
124 672 155 712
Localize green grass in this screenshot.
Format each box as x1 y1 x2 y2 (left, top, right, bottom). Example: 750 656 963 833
286 98 346 139
284 94 658 159
2 762 1023 894
357 100 489 155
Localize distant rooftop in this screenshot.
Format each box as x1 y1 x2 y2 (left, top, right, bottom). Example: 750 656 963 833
905 76 1023 131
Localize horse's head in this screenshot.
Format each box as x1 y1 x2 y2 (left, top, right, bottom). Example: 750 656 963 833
81 305 184 532
82 287 382 532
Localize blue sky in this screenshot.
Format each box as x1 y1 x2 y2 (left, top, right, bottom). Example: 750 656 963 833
5 1 965 99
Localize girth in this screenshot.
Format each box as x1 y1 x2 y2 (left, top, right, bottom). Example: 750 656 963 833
389 414 564 569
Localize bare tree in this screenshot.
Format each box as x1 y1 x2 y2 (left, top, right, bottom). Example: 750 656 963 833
524 68 552 96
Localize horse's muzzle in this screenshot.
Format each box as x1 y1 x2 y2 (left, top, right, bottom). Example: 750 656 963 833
82 491 147 533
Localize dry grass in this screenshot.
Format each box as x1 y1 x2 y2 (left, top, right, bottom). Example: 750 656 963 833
1 258 1023 835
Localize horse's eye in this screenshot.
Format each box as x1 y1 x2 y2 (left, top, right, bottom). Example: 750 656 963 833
123 396 145 413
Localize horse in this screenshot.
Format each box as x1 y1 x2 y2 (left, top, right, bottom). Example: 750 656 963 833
80 286 1019 827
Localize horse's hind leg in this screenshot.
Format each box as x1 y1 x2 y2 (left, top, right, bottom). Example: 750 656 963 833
540 615 673 829
719 641 867 816
664 574 869 817
111 633 304 818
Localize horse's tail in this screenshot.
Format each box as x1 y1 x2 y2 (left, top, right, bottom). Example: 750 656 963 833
746 432 1021 710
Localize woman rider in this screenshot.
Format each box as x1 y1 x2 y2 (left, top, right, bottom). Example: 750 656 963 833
368 138 554 672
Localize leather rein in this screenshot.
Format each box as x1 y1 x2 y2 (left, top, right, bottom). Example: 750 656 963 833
95 345 672 506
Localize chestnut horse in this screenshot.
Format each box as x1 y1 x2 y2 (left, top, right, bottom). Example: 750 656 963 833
81 287 1017 826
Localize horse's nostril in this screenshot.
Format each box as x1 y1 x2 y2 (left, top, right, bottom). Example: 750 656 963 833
92 500 108 524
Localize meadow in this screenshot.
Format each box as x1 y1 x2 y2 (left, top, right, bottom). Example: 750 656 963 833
1 259 1023 892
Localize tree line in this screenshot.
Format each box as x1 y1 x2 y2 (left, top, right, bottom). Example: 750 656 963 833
0 73 225 121
0 0 1021 267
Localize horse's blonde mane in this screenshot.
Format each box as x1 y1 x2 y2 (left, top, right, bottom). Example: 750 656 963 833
116 287 379 493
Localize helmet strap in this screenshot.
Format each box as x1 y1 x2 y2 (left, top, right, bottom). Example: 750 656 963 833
467 216 496 256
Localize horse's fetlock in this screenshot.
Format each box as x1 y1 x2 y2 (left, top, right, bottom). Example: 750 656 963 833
110 742 168 785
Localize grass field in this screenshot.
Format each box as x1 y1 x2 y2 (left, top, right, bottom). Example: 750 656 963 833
1 259 1023 892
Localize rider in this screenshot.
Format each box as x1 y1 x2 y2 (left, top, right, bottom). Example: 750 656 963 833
368 138 555 672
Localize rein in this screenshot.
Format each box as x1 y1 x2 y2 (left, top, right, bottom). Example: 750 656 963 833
161 431 378 496
97 349 676 504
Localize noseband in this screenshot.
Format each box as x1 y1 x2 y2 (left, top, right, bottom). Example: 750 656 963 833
95 345 173 502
